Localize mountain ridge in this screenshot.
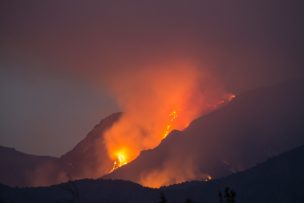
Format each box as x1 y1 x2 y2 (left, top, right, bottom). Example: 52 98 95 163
105 78 304 187
1 144 303 203
1 79 304 188
0 112 122 186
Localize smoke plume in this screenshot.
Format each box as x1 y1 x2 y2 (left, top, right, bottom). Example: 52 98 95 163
102 59 229 170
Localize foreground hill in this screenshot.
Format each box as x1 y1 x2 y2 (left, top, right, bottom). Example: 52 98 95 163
1 144 304 203
0 146 59 186
163 144 304 203
0 113 121 186
106 79 304 187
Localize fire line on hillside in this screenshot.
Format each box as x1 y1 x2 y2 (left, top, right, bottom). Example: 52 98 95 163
107 93 236 174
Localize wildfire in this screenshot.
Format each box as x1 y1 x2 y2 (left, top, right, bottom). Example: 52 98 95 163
203 175 212 182
227 94 236 101
109 110 180 173
107 93 237 174
162 110 178 138
103 63 238 180
109 151 128 173
207 93 236 109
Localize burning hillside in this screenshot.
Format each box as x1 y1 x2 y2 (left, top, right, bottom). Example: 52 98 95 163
0 61 235 187
102 61 234 174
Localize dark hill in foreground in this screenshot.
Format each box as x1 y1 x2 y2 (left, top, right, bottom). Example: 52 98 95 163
1 144 304 203
0 146 58 186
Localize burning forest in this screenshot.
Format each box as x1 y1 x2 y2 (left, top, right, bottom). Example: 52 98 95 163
100 61 235 186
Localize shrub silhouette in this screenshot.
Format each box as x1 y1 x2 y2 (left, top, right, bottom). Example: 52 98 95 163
219 187 236 203
218 191 223 203
159 192 167 203
61 180 81 203
185 198 194 203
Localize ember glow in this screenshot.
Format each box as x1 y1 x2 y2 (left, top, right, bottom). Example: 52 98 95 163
103 61 234 174
109 150 128 172
203 175 212 182
162 110 178 138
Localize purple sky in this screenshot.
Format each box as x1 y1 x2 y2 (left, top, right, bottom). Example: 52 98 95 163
0 0 303 156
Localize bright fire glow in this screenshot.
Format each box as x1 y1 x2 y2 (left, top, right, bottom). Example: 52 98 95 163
109 151 128 173
162 110 178 138
203 175 212 182
103 62 237 179
107 93 236 174
227 94 236 101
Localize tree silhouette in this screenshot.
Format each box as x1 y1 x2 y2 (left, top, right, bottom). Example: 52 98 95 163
218 191 223 203
223 187 236 203
230 191 236 203
185 198 194 203
159 192 167 203
61 180 81 203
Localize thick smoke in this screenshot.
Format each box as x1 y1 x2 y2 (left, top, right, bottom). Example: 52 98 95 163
2 0 303 91
102 59 229 167
139 155 207 188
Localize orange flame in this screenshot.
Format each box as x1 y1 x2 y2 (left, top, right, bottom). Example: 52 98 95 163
103 62 236 175
109 150 128 173
162 110 178 138
106 93 236 173
108 109 186 172
203 175 212 182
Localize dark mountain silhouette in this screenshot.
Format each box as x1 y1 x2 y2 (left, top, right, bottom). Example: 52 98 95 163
1 79 304 188
105 79 304 186
0 146 59 187
0 113 122 186
1 144 304 203
59 112 122 180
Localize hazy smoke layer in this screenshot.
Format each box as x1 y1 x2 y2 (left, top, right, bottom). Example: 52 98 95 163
102 59 229 168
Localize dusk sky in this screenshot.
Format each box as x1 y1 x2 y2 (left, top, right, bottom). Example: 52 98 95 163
1 0 303 156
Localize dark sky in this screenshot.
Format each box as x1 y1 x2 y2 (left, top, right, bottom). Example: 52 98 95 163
1 0 303 156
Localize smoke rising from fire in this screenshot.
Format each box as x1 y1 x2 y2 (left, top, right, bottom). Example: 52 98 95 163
102 60 230 170
139 156 212 188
